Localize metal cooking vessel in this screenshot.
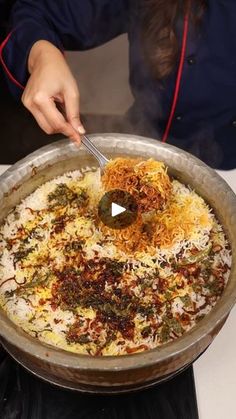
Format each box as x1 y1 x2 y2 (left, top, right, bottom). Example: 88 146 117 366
0 134 236 394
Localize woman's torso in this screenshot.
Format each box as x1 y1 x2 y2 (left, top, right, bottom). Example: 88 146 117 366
2 0 236 169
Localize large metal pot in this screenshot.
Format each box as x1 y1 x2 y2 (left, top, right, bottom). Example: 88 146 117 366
0 134 236 393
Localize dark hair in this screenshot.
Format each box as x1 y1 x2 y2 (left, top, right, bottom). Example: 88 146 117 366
142 0 206 80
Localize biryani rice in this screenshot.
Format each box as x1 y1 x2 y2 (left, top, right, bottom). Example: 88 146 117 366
0 161 231 356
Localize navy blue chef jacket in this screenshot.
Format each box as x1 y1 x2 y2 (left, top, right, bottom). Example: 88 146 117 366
1 0 236 169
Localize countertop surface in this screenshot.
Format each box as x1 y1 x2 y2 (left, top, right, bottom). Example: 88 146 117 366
0 164 235 419
193 169 236 419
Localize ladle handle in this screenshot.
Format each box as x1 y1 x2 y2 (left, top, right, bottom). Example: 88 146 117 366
81 135 109 168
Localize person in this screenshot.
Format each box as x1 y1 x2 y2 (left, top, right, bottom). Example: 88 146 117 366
1 0 236 169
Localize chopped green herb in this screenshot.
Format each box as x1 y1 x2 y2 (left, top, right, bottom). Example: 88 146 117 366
160 324 170 343
13 247 35 264
65 240 85 253
48 183 88 209
177 244 212 266
14 273 52 296
164 291 172 301
141 326 152 338
205 278 224 296
180 294 192 308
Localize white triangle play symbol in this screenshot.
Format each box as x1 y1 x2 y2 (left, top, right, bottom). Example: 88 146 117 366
111 202 126 217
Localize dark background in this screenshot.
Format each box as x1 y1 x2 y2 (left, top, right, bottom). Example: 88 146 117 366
0 0 62 164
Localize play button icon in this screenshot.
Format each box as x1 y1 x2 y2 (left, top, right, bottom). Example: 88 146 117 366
98 189 138 229
111 202 126 217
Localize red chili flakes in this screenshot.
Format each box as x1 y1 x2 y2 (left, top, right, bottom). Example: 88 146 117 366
180 313 191 326
126 344 149 354
38 298 46 306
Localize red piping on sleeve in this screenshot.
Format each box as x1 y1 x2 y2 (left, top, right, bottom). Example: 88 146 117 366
0 31 25 90
162 0 191 143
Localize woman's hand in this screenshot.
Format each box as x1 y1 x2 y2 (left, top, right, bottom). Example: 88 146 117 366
22 40 85 143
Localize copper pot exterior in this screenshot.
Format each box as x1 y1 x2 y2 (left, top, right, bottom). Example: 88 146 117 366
0 134 235 393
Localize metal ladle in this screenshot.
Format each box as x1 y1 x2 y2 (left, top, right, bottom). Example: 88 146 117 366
55 100 109 172
81 135 109 173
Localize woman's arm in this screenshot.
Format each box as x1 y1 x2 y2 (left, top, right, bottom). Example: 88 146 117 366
0 0 128 141
22 40 85 142
1 0 129 96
